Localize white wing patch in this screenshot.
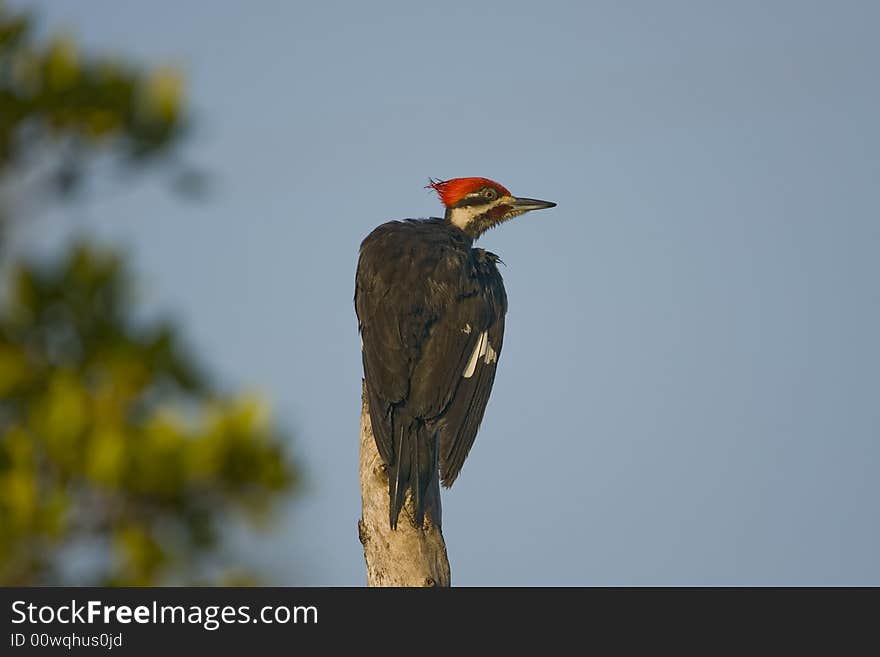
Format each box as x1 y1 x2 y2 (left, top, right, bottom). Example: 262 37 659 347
463 331 491 378
462 323 472 334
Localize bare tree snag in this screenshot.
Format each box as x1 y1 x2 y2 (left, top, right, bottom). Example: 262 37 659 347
358 381 451 587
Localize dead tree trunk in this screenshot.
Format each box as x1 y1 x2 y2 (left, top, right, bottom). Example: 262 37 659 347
357 382 451 587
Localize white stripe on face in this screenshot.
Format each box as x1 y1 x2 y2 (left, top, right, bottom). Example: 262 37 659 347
447 196 514 231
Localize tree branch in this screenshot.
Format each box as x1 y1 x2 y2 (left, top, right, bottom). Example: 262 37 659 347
357 381 450 587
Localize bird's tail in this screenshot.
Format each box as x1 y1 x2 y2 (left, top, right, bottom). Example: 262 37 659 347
388 418 441 529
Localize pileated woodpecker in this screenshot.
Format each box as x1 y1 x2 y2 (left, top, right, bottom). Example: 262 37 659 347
355 177 556 529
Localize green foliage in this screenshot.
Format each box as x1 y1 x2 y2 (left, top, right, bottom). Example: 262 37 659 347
0 1 199 201
0 244 296 585
0 5 298 585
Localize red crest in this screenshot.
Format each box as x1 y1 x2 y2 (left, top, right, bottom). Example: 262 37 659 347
427 177 510 208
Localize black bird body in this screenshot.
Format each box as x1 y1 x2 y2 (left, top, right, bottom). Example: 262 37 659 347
354 177 555 529
355 218 506 528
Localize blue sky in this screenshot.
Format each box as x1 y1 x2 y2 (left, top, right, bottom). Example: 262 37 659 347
19 0 880 584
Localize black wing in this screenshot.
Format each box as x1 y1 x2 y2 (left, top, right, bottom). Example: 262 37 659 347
355 221 506 495
435 251 506 486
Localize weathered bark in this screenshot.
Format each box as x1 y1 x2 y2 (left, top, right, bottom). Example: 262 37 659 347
358 382 451 587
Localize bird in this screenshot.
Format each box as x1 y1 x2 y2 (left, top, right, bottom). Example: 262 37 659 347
354 177 556 529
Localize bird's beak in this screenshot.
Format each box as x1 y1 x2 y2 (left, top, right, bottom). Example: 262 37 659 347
510 196 557 213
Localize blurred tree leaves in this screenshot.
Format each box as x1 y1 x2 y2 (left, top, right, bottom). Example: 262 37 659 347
0 0 206 214
0 4 298 584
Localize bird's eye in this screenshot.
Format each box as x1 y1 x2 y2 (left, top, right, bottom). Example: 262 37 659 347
484 188 498 201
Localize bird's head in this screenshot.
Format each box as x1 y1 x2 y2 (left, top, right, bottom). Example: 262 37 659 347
428 177 556 239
